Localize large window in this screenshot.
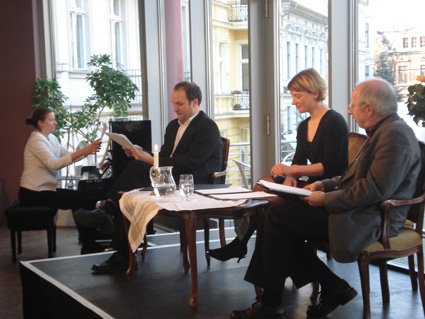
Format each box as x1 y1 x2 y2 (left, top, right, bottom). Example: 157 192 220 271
46 0 423 188
51 0 142 181
278 0 329 161
212 0 250 186
53 0 141 110
364 0 424 135
357 0 425 249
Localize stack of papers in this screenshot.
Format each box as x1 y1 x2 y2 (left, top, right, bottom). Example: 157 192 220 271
257 180 311 197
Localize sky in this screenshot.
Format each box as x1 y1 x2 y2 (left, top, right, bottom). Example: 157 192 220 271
368 0 424 32
295 0 327 15
295 0 424 32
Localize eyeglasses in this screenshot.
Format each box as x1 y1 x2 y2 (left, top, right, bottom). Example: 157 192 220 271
348 102 367 111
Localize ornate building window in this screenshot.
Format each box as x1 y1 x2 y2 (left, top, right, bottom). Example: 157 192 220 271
69 0 86 70
403 37 408 48
412 37 417 48
241 44 249 91
110 0 123 68
398 65 408 84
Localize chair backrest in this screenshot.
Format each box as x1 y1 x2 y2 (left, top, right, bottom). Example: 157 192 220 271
407 141 425 230
211 137 230 184
348 132 367 164
233 159 250 188
221 137 230 172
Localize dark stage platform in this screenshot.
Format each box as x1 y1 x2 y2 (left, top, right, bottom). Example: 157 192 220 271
19 230 424 319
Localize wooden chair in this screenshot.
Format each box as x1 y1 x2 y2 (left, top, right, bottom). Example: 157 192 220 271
348 132 368 163
357 141 425 319
4 200 58 262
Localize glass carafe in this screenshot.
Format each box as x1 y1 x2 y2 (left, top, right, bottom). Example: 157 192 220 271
149 166 176 198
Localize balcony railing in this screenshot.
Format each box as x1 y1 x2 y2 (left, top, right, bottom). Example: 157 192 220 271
231 91 250 110
228 2 248 22
124 69 142 105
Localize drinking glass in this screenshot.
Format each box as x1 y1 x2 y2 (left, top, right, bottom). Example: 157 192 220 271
179 174 194 201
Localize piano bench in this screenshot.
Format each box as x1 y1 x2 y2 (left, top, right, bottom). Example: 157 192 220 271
4 200 58 263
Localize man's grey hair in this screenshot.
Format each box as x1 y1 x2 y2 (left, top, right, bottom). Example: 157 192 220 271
356 77 397 116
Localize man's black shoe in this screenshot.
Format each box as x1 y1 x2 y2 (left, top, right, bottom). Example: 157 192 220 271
74 208 115 234
306 280 357 317
230 300 288 318
91 252 129 274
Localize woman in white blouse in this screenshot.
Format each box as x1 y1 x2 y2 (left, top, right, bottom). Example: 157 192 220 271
19 107 102 253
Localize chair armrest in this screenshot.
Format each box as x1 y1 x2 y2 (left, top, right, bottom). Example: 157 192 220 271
378 193 425 249
213 170 227 178
380 194 425 210
212 170 227 184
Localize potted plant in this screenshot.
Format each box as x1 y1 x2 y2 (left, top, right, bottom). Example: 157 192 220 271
81 54 138 141
31 54 139 143
30 78 69 142
407 75 425 127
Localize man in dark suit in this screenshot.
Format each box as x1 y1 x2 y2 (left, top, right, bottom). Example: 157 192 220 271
230 78 421 319
74 81 222 273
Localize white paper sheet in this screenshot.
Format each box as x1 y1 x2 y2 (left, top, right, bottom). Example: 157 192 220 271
105 132 134 148
257 180 311 197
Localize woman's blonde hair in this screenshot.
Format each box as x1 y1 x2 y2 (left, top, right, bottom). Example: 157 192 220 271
287 68 327 101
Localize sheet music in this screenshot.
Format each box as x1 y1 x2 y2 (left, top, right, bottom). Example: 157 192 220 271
257 180 311 197
105 132 134 149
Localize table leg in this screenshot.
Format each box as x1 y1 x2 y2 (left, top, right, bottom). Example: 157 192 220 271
180 219 190 273
219 218 226 247
202 219 210 267
184 212 199 312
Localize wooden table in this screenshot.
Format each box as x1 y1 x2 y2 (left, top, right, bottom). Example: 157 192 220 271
122 194 269 312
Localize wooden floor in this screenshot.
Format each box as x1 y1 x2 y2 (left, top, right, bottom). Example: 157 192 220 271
1 218 424 319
